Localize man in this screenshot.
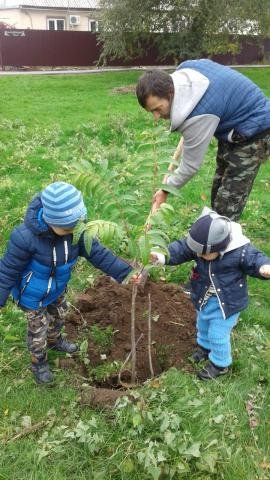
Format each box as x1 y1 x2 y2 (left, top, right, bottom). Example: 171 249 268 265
136 59 270 221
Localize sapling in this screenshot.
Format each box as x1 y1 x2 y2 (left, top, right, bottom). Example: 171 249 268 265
72 125 180 384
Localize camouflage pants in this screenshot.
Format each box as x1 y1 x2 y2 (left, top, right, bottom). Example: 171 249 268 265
211 133 270 221
24 295 69 363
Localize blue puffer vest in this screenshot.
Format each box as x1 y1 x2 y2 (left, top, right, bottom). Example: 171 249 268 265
178 59 270 141
0 195 132 310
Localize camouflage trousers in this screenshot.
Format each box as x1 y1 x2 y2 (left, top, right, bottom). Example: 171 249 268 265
211 133 270 221
24 295 69 364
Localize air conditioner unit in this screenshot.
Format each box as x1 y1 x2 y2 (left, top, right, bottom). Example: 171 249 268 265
69 15 80 26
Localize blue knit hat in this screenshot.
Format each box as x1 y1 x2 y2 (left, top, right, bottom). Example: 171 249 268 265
186 207 231 255
41 182 87 228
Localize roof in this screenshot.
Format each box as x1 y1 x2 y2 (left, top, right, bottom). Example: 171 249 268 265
1 0 100 9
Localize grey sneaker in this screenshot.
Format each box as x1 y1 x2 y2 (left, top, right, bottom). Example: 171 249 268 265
31 361 54 384
197 361 229 380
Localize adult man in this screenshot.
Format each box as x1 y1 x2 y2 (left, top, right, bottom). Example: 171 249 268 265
136 59 270 221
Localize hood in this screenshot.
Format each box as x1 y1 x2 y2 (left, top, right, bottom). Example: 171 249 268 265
24 194 50 235
221 222 250 255
170 68 209 131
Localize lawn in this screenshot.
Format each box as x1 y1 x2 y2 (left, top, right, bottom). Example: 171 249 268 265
0 68 270 480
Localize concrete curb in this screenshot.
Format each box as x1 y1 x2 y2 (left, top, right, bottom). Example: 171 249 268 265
0 64 270 76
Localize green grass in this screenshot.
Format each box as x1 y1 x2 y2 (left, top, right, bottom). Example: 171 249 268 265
0 68 270 480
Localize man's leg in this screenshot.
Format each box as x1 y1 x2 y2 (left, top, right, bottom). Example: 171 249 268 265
211 135 270 221
47 295 77 353
211 141 227 208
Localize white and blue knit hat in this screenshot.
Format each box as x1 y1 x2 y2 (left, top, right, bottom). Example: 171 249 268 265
41 182 87 228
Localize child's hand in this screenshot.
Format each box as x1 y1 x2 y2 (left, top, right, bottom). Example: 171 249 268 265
150 253 158 263
259 264 270 278
130 269 148 286
150 251 166 265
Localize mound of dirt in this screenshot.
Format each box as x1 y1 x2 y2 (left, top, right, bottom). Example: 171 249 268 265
65 276 196 388
111 85 136 94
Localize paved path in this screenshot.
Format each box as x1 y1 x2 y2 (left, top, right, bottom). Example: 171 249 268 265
0 64 269 76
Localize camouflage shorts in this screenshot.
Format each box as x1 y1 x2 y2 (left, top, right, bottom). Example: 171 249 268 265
211 133 270 221
24 295 69 363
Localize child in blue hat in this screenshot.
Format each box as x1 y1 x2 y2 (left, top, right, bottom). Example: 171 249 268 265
150 207 270 380
0 182 133 384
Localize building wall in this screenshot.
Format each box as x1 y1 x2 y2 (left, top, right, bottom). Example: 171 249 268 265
0 8 22 28
0 8 98 31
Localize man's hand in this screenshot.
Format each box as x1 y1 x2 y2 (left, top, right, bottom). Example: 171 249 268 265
151 189 169 214
259 264 270 278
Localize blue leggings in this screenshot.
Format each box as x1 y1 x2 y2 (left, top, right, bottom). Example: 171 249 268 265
196 297 240 367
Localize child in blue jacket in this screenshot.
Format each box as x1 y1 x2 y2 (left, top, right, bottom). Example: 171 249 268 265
0 182 133 384
150 207 270 380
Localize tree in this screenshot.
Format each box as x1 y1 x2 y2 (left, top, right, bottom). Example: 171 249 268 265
72 126 179 384
98 0 270 64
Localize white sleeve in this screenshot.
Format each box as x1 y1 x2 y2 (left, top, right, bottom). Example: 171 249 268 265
166 114 220 189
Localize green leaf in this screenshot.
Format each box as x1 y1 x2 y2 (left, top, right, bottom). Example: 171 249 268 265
175 461 190 473
147 466 162 480
184 442 201 458
164 430 176 445
138 234 151 265
83 231 93 255
212 414 224 424
120 194 137 202
196 452 218 473
147 229 170 242
122 458 135 473
147 232 169 251
4 334 20 341
132 413 142 427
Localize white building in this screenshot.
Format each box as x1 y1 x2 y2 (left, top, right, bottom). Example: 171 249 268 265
0 0 100 31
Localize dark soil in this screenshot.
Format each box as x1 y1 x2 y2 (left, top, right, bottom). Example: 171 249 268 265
65 276 196 392
111 85 136 94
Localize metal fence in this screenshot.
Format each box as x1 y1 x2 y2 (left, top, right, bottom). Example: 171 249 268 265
0 29 269 69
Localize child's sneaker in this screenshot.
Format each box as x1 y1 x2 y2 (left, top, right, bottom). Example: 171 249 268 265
197 361 229 380
49 336 77 354
31 361 54 384
190 345 210 363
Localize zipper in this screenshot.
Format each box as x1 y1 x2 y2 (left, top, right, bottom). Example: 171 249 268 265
39 245 57 307
47 246 57 296
208 262 226 319
20 271 33 296
64 240 68 264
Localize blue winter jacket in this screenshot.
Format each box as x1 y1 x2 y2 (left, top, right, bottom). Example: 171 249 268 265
0 195 132 310
167 238 270 319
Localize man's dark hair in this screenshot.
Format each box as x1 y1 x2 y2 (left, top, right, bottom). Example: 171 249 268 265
136 70 174 108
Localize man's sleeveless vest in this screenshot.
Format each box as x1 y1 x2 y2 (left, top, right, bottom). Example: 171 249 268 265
178 59 270 141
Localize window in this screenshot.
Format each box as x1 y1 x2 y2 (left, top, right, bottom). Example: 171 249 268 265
47 18 65 31
89 20 98 32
